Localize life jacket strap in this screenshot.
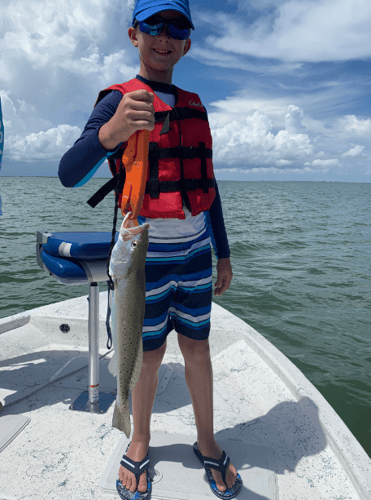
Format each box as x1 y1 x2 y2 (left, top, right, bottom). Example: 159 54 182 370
145 177 215 196
87 166 126 208
87 141 212 207
155 107 208 123
156 107 208 134
87 173 215 208
147 141 212 198
150 144 212 160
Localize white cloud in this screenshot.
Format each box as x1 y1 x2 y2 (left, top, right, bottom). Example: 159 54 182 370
342 145 365 157
308 159 340 168
0 0 136 87
202 0 371 62
8 124 82 161
208 93 371 175
0 0 137 161
340 115 371 135
285 105 306 134
0 91 52 138
211 105 313 167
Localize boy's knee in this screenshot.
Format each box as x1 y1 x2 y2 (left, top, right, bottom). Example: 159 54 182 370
178 335 210 363
143 341 167 371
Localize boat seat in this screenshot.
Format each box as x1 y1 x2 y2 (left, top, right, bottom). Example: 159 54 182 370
36 231 118 285
36 231 117 413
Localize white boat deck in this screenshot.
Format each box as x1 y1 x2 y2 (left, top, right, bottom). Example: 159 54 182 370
0 295 370 500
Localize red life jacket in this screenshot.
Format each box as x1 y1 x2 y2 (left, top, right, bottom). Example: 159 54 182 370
96 78 216 219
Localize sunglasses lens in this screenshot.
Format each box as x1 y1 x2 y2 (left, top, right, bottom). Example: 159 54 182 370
168 26 190 40
139 18 190 40
149 25 162 36
141 21 162 36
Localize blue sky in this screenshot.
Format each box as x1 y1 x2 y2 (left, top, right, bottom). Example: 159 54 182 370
0 0 371 182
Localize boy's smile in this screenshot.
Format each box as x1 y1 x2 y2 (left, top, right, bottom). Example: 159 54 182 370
129 10 191 84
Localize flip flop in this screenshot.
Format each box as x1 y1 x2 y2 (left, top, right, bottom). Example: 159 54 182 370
116 445 152 500
193 442 243 499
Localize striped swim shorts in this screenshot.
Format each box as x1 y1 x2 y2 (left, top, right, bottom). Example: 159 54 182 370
142 228 212 352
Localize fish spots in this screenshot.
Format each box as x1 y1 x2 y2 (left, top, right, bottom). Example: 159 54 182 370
109 221 149 437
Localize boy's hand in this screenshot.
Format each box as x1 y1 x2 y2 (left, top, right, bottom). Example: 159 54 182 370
214 258 233 296
99 89 155 150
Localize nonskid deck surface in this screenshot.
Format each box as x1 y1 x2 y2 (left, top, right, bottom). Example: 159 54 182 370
100 431 277 500
0 296 370 500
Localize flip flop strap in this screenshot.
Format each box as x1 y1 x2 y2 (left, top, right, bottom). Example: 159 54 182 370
120 455 150 484
202 451 230 482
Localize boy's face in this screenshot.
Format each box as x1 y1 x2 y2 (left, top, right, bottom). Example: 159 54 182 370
128 10 191 83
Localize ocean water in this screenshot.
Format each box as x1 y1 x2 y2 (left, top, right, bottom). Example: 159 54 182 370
1 177 370 457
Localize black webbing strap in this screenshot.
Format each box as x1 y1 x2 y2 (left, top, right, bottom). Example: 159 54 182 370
106 285 113 350
145 177 215 194
146 141 213 198
155 107 208 123
87 166 126 208
104 159 125 350
87 142 212 208
148 142 160 198
160 112 171 135
150 144 212 160
87 176 117 208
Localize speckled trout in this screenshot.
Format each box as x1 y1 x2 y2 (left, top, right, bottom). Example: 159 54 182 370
108 215 149 437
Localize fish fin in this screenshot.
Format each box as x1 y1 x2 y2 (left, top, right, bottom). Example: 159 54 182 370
108 351 117 377
112 402 131 438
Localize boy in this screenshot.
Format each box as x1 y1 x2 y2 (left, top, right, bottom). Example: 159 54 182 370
59 1 242 498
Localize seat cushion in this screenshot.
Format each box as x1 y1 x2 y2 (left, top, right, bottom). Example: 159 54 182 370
41 232 118 260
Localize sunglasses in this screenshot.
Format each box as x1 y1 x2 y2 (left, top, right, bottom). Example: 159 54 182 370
136 16 191 40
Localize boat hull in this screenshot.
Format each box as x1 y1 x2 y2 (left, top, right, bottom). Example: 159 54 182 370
0 295 370 499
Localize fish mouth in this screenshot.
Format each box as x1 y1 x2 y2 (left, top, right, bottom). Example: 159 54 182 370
121 213 149 232
119 221 149 239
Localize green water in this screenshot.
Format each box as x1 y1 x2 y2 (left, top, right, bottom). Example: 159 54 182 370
1 177 370 456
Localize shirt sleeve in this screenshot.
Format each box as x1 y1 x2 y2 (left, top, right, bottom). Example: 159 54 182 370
205 181 231 259
58 90 123 187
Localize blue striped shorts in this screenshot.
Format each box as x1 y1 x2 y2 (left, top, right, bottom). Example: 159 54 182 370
142 229 212 352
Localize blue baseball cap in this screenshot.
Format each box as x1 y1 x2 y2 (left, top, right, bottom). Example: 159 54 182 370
132 0 195 30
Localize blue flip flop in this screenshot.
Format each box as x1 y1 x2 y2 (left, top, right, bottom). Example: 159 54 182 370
193 442 243 499
116 446 152 500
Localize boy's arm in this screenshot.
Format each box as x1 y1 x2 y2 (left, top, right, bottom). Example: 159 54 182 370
58 91 123 187
207 182 230 258
206 182 233 296
58 89 155 187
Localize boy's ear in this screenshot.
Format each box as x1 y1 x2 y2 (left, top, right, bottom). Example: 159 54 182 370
183 38 191 56
128 27 138 47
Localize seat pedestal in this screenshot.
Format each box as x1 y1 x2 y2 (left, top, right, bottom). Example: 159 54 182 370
69 282 116 413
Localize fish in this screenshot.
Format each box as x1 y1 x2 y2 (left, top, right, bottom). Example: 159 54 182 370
108 213 149 437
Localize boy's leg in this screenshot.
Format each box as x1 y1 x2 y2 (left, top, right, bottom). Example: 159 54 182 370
178 334 238 492
169 231 237 490
118 341 167 494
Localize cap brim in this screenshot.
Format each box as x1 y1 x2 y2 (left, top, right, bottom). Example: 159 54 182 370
133 4 194 30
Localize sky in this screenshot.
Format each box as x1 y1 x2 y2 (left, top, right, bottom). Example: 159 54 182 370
0 0 371 182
